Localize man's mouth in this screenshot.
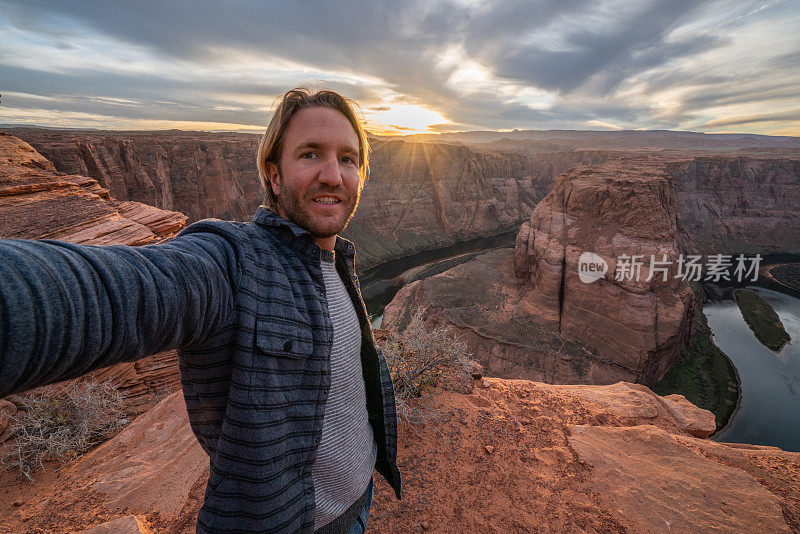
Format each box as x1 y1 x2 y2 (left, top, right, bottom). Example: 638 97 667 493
312 196 342 205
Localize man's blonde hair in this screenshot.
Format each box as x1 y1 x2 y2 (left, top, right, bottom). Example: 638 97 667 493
256 87 370 209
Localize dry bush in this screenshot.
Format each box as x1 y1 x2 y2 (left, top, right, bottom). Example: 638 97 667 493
0 380 129 482
380 308 473 427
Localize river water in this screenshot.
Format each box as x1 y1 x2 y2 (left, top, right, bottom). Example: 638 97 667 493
708 287 800 452
364 241 800 452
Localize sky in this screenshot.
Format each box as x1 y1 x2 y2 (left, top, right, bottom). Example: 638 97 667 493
0 0 798 136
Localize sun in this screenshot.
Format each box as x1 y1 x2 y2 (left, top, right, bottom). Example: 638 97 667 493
363 104 448 135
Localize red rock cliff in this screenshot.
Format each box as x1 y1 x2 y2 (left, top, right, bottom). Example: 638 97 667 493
0 133 188 429
669 155 800 255
3 378 798 533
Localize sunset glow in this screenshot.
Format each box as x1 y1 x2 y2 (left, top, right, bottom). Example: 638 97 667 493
0 0 797 137
364 105 449 135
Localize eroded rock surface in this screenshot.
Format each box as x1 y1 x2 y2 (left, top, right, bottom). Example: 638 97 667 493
8 128 609 270
384 155 696 385
0 133 186 244
2 381 797 533
0 133 186 436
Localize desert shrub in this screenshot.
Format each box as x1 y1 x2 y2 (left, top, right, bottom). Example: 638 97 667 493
380 308 473 426
0 380 129 482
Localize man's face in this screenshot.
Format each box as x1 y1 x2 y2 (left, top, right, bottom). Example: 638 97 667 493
267 107 363 248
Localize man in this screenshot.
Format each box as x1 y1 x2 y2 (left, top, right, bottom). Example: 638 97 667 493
0 87 401 533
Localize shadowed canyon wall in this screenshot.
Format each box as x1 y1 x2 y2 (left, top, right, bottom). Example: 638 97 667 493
9 128 607 270
384 151 800 386
669 155 800 255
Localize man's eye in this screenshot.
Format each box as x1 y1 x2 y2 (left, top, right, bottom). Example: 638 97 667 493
301 152 317 159
340 156 356 165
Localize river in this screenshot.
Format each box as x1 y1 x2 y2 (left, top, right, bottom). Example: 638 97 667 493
708 287 800 452
363 241 800 452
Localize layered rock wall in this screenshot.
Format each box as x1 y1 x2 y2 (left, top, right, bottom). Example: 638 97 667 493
10 128 606 270
513 156 695 383
385 155 697 385
0 133 187 440
669 155 800 255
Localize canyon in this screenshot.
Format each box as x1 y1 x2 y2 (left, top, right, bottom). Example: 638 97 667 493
0 133 186 447
8 127 610 270
10 128 799 273
383 150 800 385
1 130 799 532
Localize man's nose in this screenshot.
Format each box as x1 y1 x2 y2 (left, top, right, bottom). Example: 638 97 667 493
317 155 343 187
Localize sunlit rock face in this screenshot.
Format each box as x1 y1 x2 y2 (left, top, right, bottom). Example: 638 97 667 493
0 133 186 244
0 133 186 429
3 380 798 533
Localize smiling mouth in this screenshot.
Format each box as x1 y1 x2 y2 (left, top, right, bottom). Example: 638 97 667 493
312 196 342 205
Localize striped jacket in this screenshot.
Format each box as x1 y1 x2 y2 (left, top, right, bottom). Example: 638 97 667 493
0 206 402 533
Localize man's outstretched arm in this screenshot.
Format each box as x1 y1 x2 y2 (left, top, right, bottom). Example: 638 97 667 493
0 221 243 397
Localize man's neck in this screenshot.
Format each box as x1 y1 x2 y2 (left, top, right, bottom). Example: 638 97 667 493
315 235 336 251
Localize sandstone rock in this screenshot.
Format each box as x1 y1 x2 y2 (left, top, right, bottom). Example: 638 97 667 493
1 378 797 533
383 248 641 385
0 392 208 533
0 134 186 244
484 445 495 454
0 134 186 442
512 156 695 383
568 424 792 533
9 128 612 271
80 515 151 534
467 361 484 379
385 155 699 385
539 381 716 438
669 156 800 256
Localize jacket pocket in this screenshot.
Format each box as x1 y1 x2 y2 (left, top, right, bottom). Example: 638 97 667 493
254 321 313 360
248 317 315 404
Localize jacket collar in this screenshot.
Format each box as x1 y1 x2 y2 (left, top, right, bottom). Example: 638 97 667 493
252 205 356 266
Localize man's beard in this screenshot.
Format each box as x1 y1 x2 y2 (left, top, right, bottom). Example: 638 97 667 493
275 173 361 238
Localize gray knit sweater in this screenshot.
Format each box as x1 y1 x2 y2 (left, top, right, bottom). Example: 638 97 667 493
312 252 377 530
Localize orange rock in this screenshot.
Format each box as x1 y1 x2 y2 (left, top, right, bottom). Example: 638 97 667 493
3 378 797 533
384 155 696 385
0 134 187 440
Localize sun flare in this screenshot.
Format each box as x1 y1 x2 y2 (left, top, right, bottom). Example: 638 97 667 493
363 104 448 135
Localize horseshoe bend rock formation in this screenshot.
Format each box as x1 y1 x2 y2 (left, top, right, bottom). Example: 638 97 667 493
383 155 695 385
341 140 609 269
0 133 187 437
3 380 798 532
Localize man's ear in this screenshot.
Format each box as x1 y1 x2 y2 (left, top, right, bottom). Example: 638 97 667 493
266 161 281 197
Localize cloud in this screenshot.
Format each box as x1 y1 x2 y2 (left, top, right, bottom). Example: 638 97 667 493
701 109 800 128
0 0 798 134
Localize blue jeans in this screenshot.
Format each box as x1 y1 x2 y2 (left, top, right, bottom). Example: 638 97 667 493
347 479 373 534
